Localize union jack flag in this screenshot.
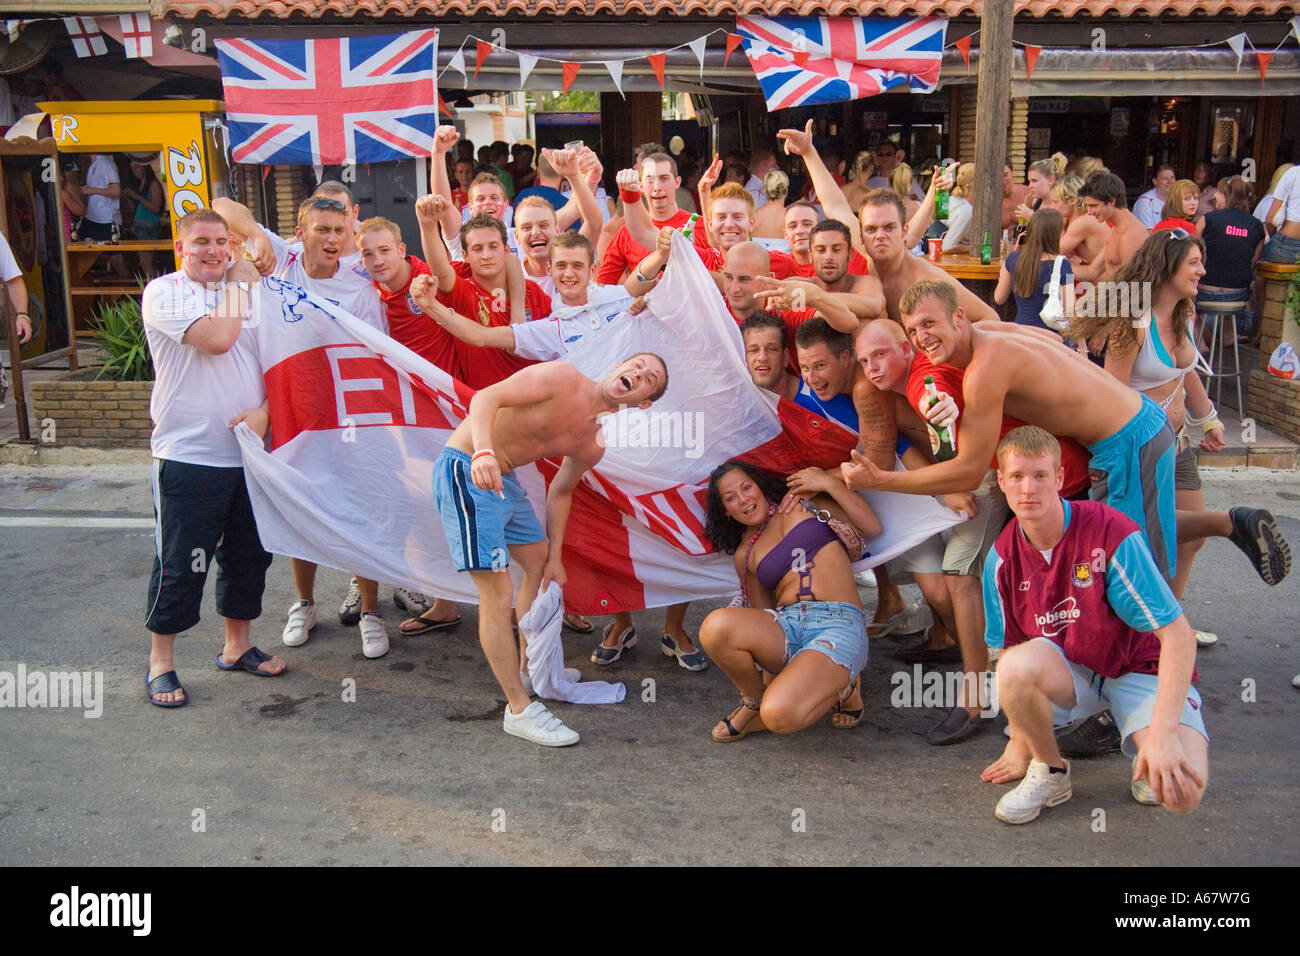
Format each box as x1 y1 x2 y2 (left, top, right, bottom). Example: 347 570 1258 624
215 30 440 166
736 15 947 111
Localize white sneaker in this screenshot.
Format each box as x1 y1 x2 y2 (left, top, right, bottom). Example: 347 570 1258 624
393 587 430 615
503 700 579 747
1131 760 1160 805
282 600 317 647
995 758 1072 824
359 611 390 659
520 667 582 696
853 569 878 588
340 577 363 626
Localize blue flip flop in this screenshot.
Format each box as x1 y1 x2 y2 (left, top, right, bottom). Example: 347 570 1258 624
215 646 284 677
146 666 188 708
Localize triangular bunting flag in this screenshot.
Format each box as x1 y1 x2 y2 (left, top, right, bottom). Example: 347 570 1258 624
1226 32 1246 70
1023 45 1041 81
954 34 972 72
724 32 743 67
474 39 493 78
792 50 810 67
1258 50 1274 81
518 53 538 88
648 52 667 89
562 61 581 93
603 59 625 97
447 48 466 85
437 91 456 117
1291 16 1300 47
63 17 107 58
687 35 708 78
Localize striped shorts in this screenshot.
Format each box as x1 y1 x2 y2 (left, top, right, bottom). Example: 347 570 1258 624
434 447 545 572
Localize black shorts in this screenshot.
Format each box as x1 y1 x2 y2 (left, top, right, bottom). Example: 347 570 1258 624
79 219 114 241
144 459 272 635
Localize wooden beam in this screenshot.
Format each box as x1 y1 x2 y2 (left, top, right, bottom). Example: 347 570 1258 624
970 0 1013 259
600 92 663 170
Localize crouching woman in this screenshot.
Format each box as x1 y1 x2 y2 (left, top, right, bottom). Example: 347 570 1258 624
699 460 882 741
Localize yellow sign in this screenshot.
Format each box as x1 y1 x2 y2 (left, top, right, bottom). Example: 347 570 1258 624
40 100 225 241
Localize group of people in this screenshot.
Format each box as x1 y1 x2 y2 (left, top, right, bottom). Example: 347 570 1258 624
138 122 1293 826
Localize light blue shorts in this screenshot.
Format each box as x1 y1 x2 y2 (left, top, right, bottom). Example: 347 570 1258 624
434 447 545 572
1087 394 1177 580
1030 637 1209 758
766 601 869 677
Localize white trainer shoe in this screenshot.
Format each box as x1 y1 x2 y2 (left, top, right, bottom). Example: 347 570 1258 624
995 758 1072 824
393 587 431 615
339 577 362 626
359 611 390 659
282 600 317 647
503 700 579 747
519 668 582 696
1131 760 1160 805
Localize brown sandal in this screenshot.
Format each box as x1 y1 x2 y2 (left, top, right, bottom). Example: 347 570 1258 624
712 695 767 742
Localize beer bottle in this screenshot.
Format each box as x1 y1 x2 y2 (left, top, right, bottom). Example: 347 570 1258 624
934 164 951 221
923 375 957 461
980 230 992 264
680 213 699 242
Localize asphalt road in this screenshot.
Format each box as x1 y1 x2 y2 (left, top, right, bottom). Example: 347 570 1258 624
1 463 1297 866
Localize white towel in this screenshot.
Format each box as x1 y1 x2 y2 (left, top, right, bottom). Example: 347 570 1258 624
520 582 626 704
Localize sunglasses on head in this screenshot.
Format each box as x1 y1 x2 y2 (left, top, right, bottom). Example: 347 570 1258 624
1164 227 1191 241
307 197 347 212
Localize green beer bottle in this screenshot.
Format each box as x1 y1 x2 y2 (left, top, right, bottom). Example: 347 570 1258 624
924 375 957 461
980 230 992 265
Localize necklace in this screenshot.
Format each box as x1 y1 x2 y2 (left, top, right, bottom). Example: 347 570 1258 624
738 504 777 607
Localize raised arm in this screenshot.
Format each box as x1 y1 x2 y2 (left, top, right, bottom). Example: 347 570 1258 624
696 154 723 231
617 168 658 250
546 147 602 246
777 120 864 255
415 194 458 293
182 255 260 355
623 226 672 296
752 276 858 333
541 452 600 591
211 196 275 273
429 125 466 240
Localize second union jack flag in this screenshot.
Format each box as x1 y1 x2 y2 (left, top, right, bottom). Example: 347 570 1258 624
737 15 946 111
216 29 439 166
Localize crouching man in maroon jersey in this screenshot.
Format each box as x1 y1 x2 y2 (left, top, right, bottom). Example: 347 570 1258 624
980 427 1208 824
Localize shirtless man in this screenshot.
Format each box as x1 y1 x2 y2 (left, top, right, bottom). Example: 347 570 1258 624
436 353 669 746
843 279 1287 585
1076 171 1149 282
1051 178 1108 280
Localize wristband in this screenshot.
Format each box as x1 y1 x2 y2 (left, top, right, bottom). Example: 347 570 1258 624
471 449 496 463
1185 403 1218 428
618 187 642 204
15 312 29 319
1202 419 1225 435
433 308 453 328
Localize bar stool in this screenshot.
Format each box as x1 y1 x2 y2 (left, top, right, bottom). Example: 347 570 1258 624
1195 290 1250 413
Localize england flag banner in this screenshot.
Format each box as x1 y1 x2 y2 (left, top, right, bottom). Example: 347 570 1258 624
737 15 946 110
215 29 440 165
235 235 961 615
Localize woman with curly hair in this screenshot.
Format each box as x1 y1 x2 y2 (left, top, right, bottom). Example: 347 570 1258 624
1067 230 1289 638
698 459 881 741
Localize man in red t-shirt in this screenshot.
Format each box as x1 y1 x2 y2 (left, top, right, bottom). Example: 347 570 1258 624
357 217 466 634
596 153 694 285
419 204 551 391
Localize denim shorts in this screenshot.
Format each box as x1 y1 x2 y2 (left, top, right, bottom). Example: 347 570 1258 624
1029 638 1209 758
765 601 868 678
1261 232 1300 265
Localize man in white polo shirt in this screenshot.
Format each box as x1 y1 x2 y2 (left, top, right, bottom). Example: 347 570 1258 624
142 208 284 707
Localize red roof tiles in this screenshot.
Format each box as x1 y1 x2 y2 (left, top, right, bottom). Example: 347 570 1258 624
153 1 1300 20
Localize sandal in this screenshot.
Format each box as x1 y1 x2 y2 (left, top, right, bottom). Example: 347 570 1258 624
399 611 463 636
830 677 863 730
146 666 188 708
591 623 637 665
712 695 767 742
215 646 286 677
563 613 595 634
661 634 709 672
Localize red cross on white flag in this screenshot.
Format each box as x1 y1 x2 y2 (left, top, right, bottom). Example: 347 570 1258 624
118 13 153 59
63 17 108 58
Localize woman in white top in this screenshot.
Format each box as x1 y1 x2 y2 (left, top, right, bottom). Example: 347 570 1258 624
1262 162 1300 263
1071 230 1260 641
1252 163 1291 229
941 163 974 252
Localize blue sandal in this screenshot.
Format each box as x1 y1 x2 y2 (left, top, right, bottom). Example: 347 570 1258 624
146 666 188 708
661 634 709 672
215 646 285 677
591 624 637 665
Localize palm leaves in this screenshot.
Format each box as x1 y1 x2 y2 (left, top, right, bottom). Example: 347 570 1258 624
91 288 154 381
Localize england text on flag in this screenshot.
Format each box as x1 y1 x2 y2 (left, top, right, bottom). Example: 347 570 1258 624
737 15 946 111
215 30 440 166
118 13 153 59
63 17 107 59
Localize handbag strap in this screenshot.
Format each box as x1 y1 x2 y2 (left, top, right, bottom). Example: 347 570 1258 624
1046 255 1065 296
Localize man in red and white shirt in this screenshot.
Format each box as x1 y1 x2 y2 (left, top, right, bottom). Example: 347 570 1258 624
596 153 695 285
